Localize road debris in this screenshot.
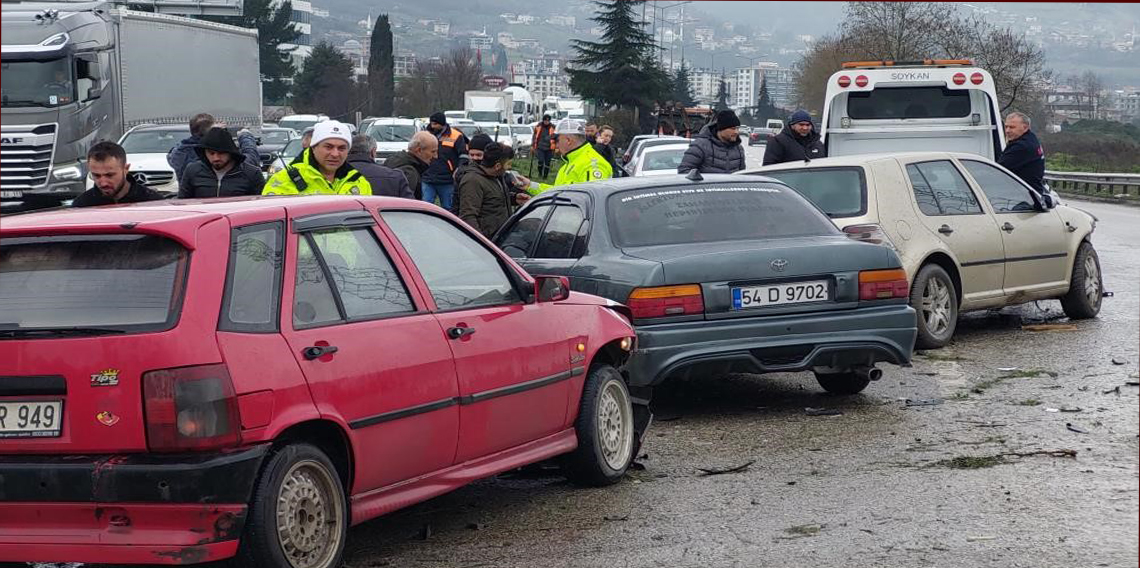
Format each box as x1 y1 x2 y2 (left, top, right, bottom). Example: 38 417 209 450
1103 386 1121 395
1111 357 1128 365
782 523 823 538
805 407 843 416
697 460 755 476
1059 406 1083 413
966 536 997 542
1066 423 1089 434
603 514 630 522
905 398 944 407
1022 323 1078 332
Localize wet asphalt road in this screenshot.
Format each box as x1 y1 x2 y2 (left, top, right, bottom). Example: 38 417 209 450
15 194 1139 567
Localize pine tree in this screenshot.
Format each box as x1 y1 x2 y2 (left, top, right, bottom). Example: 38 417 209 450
292 42 357 119
714 73 730 112
567 0 668 111
755 76 777 121
671 63 695 106
204 0 299 104
368 14 395 117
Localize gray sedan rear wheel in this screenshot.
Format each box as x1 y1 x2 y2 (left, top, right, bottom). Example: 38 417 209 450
910 264 958 350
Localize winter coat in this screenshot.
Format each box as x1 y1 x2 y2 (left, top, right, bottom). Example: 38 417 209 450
593 142 623 177
678 124 746 174
261 149 371 196
178 128 265 198
762 125 825 166
458 167 514 238
347 150 414 199
998 129 1046 193
529 141 613 194
72 175 165 207
422 125 468 185
167 131 260 181
384 150 430 200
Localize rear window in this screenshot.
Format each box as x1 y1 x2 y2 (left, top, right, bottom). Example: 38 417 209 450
607 184 838 247
847 87 971 120
0 234 188 332
761 167 867 218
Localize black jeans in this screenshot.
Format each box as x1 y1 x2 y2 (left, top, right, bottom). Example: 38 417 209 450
535 148 553 178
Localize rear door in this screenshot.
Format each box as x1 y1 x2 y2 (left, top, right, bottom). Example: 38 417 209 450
380 210 574 463
279 211 460 493
958 159 1070 294
496 195 592 288
902 159 1005 302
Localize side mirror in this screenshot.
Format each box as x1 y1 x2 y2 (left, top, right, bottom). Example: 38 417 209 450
83 86 102 102
535 275 571 303
76 53 101 81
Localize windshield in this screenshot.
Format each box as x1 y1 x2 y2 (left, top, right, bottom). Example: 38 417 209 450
608 184 838 247
1 58 75 108
512 101 526 114
121 130 186 154
262 130 293 144
468 111 501 123
279 118 318 132
641 148 687 172
761 167 867 218
367 124 416 142
0 234 188 333
513 126 533 136
280 138 303 160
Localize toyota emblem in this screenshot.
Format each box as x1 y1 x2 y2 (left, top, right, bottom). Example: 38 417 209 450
770 258 789 272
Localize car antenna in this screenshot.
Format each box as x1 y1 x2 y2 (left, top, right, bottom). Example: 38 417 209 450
685 169 703 181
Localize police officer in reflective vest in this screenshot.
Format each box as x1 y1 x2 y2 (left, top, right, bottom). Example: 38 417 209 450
526 119 612 195
263 121 372 196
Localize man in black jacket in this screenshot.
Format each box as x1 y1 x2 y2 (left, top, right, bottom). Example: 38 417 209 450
678 110 746 174
73 142 164 207
178 127 265 198
458 143 517 238
385 132 437 200
422 112 467 209
762 109 825 166
347 133 413 198
998 111 1047 194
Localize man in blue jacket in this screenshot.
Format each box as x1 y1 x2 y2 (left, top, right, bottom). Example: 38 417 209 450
998 112 1046 194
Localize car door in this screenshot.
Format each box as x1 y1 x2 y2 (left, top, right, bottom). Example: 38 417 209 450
496 196 592 291
958 159 1070 295
902 159 1006 303
379 210 576 463
280 211 460 494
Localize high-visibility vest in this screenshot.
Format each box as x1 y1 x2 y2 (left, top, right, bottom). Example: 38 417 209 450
438 127 464 172
532 123 556 151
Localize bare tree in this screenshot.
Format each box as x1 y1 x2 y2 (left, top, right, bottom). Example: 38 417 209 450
1076 70 1104 120
842 2 961 61
435 48 484 113
394 60 439 118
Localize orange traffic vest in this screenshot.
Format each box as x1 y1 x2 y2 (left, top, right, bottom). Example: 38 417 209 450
438 127 463 172
532 123 556 151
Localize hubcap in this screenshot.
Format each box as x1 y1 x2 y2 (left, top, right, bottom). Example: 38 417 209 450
597 381 633 471
921 277 952 336
1083 255 1101 304
276 460 343 568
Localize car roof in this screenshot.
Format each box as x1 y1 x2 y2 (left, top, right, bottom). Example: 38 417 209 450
549 174 786 198
745 151 983 172
127 124 189 132
641 143 690 153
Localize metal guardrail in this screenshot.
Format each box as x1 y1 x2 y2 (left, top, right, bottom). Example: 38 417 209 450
1045 170 1140 198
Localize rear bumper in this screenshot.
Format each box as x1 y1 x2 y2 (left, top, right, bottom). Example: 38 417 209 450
0 444 268 564
627 304 917 387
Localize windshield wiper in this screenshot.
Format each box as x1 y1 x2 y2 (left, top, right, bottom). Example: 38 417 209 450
1 99 55 108
0 325 127 338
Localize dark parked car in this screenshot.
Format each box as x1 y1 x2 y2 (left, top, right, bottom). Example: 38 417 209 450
493 174 918 395
256 127 298 171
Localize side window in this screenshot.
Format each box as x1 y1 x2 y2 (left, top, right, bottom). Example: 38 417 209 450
534 205 586 259
906 160 982 216
961 160 1036 213
382 212 520 310
497 204 551 258
220 222 284 332
292 227 414 328
906 164 942 216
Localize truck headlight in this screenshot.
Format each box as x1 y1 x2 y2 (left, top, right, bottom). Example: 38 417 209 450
53 165 84 181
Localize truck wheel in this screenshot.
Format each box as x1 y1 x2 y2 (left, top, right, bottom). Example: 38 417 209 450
1060 241 1102 319
237 443 347 568
910 264 958 350
814 371 872 395
563 365 635 487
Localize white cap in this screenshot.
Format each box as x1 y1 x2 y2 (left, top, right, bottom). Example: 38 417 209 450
311 120 352 147
554 118 586 135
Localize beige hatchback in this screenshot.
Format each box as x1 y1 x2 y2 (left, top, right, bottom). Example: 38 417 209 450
747 152 1103 349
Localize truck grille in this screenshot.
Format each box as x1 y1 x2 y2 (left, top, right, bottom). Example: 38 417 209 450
0 124 57 190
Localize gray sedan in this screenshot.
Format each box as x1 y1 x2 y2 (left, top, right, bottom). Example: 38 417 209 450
493 174 918 395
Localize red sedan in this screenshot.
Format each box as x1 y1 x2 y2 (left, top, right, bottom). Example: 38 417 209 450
0 196 642 567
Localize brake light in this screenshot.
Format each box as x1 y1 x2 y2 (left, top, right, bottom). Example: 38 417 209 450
627 284 703 319
143 364 242 452
859 269 909 301
952 72 966 85
855 75 869 88
837 75 851 88
842 224 895 248
970 72 984 85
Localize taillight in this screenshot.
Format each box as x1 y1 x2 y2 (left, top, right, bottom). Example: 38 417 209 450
952 72 966 85
627 284 703 320
859 269 909 301
842 224 895 248
970 72 984 85
837 75 851 88
143 364 242 452
855 75 868 87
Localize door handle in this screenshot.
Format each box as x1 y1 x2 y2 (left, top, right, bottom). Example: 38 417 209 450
446 326 476 340
937 224 954 235
1001 222 1015 233
303 345 338 360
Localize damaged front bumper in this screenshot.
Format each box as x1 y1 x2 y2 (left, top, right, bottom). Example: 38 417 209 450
0 444 268 565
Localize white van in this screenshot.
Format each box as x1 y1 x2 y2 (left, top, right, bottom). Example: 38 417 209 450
820 60 1005 160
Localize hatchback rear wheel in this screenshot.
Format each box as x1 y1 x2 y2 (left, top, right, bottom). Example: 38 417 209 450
237 443 347 568
910 264 958 349
563 365 635 486
1060 241 1102 319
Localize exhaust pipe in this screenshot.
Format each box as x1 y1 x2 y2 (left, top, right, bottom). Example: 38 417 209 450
853 366 883 382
